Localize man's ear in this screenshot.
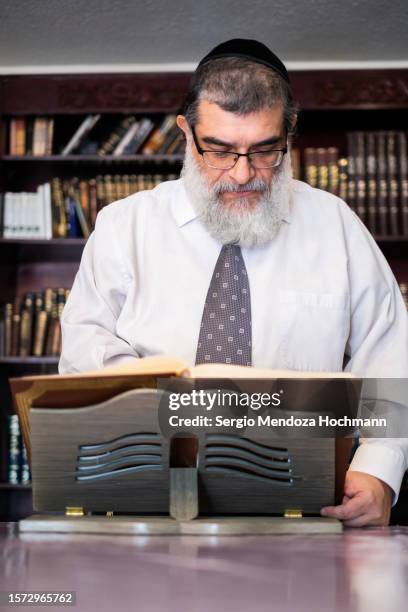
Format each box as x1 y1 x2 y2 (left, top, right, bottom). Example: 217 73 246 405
290 113 298 132
176 115 190 138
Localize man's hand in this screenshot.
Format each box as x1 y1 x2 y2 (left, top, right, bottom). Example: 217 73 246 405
320 470 393 527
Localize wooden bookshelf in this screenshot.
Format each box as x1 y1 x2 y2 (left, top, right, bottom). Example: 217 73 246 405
1 70 408 522
2 154 184 163
0 356 59 365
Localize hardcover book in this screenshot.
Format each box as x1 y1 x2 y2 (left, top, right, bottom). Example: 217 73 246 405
10 354 357 462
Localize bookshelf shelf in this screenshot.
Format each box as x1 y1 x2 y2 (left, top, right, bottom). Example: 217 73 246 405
0 238 86 262
0 356 59 366
2 154 184 163
0 238 87 246
0 483 31 491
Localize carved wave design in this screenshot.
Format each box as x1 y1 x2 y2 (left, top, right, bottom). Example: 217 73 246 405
75 432 162 482
206 467 294 486
75 464 162 482
205 434 296 485
206 446 290 471
79 432 161 455
78 444 161 463
205 434 290 460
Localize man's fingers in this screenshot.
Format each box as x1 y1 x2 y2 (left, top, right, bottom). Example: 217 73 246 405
321 494 367 521
342 514 371 528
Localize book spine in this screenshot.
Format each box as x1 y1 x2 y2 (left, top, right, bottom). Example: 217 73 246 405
43 182 53 239
33 118 48 156
50 316 62 356
397 132 408 236
20 442 31 484
112 121 140 156
304 147 318 188
51 178 67 238
19 308 32 357
72 191 91 238
10 298 21 357
8 415 20 484
354 132 366 224
123 118 154 154
122 174 131 198
9 118 17 155
15 118 26 155
88 179 98 228
327 147 339 195
142 115 177 154
96 175 107 210
4 302 13 356
61 114 101 155
365 132 377 234
25 118 34 156
98 116 136 156
66 194 80 238
79 180 91 227
386 131 399 235
33 309 49 356
346 133 357 214
166 132 184 155
46 118 54 155
156 124 181 154
376 132 388 235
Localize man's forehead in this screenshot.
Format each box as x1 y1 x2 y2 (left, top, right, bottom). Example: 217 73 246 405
195 100 284 141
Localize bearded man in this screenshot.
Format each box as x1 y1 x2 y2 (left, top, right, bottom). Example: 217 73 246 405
59 39 408 527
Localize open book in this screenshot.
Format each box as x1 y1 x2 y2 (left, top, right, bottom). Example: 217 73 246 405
9 354 355 460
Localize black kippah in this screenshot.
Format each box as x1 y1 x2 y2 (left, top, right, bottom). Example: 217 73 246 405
197 38 290 84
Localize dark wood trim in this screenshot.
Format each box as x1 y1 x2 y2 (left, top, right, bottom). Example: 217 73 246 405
0 357 59 366
1 73 192 114
1 154 184 163
2 70 408 114
0 238 86 245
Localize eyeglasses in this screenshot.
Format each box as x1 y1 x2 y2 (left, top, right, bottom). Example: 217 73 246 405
191 126 287 170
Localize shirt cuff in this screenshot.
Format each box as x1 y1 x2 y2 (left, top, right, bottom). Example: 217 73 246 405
348 442 406 506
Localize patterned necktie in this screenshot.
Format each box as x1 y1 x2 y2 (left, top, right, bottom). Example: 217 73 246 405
195 244 252 366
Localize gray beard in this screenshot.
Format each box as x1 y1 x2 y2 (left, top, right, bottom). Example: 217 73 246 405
181 143 293 247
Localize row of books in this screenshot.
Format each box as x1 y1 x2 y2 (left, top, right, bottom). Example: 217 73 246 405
6 415 31 485
8 116 54 156
301 131 408 236
0 173 178 239
0 281 405 360
7 114 186 157
0 288 69 357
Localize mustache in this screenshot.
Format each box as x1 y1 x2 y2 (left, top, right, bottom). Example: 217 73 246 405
212 178 270 195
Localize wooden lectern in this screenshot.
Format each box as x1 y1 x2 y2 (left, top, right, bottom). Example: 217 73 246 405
15 385 359 535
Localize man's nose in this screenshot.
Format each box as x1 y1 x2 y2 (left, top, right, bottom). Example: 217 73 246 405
227 155 256 185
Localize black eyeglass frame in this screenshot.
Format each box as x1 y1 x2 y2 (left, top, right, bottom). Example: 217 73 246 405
190 125 288 169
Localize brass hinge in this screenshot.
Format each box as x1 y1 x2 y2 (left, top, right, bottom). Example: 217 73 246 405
284 509 303 519
65 506 85 517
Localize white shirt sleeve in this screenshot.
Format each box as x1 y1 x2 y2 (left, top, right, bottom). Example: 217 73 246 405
343 210 408 503
59 206 139 374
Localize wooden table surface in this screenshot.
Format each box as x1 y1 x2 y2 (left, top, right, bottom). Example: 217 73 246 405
1 523 408 611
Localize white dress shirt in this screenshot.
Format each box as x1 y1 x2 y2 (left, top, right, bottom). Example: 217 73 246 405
59 178 408 501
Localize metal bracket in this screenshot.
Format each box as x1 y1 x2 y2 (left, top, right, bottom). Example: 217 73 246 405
65 506 85 517
284 509 303 519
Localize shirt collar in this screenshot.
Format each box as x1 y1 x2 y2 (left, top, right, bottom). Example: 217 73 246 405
174 177 292 228
173 179 200 228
